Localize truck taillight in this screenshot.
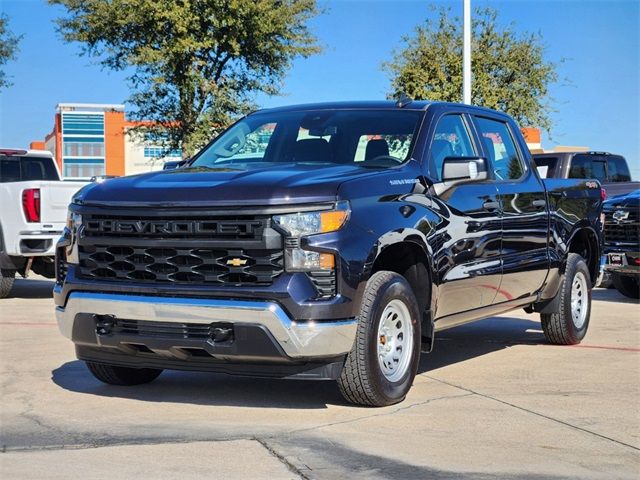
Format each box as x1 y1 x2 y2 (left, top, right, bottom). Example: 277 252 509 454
22 188 41 223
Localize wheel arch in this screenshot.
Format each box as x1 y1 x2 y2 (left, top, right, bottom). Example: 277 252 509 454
368 239 436 349
567 226 600 285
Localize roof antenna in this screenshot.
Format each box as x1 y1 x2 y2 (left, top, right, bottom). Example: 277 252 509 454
395 93 413 108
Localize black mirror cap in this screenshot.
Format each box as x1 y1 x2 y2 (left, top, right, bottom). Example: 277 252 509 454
441 156 488 183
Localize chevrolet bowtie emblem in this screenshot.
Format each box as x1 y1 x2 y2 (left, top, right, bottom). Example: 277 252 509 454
226 258 248 267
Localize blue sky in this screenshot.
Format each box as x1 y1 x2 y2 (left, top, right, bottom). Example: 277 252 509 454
1 0 638 178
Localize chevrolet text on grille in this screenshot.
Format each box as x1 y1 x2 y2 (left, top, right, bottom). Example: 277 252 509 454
84 219 263 236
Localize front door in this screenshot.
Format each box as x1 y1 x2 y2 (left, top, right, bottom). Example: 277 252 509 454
425 113 503 319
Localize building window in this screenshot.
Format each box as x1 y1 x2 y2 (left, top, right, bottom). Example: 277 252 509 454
64 142 105 157
61 113 105 135
143 146 182 158
63 158 105 179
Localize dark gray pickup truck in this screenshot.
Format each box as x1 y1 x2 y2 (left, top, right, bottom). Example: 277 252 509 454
533 151 638 198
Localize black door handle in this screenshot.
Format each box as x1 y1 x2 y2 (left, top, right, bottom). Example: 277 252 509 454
483 200 500 211
531 199 547 209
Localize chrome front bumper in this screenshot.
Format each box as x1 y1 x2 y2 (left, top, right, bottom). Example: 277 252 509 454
56 292 357 359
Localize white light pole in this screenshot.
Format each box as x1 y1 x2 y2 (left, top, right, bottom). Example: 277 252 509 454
463 0 472 104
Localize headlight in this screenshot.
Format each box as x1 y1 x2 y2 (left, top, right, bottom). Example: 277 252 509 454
273 201 350 237
274 201 349 272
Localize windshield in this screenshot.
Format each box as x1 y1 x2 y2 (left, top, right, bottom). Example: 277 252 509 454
191 110 423 169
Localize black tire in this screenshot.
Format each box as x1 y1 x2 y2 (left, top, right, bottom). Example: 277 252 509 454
541 253 591 345
0 269 15 298
337 271 422 407
86 362 163 386
612 273 640 299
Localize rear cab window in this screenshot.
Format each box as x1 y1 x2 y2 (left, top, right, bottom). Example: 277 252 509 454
0 155 60 183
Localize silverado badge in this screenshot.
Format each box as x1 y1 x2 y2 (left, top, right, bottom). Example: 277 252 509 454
226 258 248 267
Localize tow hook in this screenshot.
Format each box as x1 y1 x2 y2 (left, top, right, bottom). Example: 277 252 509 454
209 324 234 344
94 314 116 335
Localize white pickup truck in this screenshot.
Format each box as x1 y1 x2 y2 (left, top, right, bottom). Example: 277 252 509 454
1 149 88 297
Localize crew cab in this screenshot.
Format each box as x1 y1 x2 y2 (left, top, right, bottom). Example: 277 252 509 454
55 101 603 406
533 151 638 197
0 149 87 297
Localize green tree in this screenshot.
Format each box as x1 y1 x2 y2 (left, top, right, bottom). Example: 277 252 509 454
50 0 321 157
384 7 560 131
0 14 22 90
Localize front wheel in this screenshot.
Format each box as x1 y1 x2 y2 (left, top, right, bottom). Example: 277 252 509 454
541 253 591 345
337 271 421 407
0 269 16 298
86 362 163 386
612 273 640 299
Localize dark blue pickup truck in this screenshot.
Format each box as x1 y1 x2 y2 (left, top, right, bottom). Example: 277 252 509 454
55 101 603 406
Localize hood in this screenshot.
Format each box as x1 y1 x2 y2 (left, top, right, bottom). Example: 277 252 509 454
603 189 640 210
74 163 380 207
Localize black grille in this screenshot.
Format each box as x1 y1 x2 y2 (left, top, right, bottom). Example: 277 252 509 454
604 223 640 246
78 244 283 285
307 270 337 298
604 208 640 247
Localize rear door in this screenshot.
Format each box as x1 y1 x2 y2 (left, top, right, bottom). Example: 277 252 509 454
473 116 549 302
425 111 502 318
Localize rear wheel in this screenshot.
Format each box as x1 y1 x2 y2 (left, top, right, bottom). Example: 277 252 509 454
541 253 591 345
86 362 163 386
337 271 421 407
612 273 640 299
0 269 16 298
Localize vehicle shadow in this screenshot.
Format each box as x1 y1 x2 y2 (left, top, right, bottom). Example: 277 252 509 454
52 316 545 408
419 316 545 374
51 360 345 409
592 287 639 304
8 278 54 299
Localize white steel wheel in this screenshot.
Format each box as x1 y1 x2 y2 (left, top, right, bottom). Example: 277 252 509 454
377 299 414 382
571 271 588 329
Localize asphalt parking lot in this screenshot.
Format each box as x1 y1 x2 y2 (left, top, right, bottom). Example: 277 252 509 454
0 275 638 479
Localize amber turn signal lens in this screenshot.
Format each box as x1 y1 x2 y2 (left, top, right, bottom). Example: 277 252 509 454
319 253 335 269
320 210 349 233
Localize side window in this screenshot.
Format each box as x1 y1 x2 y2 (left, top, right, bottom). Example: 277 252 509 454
607 157 631 182
475 117 526 180
428 115 475 181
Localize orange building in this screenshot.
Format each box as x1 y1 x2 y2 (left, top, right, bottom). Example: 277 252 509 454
30 103 181 179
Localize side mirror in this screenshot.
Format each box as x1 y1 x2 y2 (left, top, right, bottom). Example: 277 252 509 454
162 160 187 170
442 156 488 183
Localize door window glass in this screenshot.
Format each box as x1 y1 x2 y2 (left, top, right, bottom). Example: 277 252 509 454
429 115 475 181
475 117 526 180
